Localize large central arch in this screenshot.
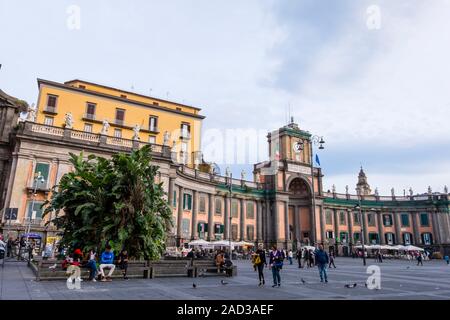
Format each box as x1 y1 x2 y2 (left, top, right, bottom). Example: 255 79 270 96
287 177 313 248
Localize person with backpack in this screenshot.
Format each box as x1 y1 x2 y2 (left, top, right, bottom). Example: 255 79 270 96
269 245 283 287
314 244 329 283
254 244 267 286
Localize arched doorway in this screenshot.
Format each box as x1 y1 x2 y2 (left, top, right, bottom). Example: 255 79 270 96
288 177 312 247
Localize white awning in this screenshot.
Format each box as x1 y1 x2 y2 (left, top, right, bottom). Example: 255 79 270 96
187 239 212 247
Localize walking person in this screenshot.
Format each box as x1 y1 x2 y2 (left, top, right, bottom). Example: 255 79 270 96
304 249 310 268
269 245 283 287
444 255 449 265
328 251 336 268
254 245 267 286
296 248 303 268
6 237 13 258
288 250 293 265
314 244 329 283
377 251 383 263
417 252 423 266
308 250 315 268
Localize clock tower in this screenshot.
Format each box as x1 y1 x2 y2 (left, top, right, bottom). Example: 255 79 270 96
254 118 325 250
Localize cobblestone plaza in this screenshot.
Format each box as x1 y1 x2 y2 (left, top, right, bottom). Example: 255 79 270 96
2 258 450 300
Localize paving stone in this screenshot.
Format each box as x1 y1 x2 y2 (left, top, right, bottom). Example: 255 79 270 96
1 258 450 300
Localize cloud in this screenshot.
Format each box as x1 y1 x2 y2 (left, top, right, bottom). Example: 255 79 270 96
0 0 449 194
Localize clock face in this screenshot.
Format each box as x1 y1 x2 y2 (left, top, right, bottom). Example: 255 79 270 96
293 141 304 153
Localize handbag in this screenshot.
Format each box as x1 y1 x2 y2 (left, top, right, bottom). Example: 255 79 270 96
254 255 261 265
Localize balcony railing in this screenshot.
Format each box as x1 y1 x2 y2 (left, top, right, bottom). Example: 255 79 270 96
22 218 44 226
43 106 57 114
82 113 96 121
180 130 191 139
22 122 170 158
148 126 159 133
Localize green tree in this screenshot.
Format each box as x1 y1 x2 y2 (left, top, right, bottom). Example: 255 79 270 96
43 145 173 260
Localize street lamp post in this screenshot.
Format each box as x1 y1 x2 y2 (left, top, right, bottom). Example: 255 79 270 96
308 135 325 246
228 173 233 260
355 192 366 266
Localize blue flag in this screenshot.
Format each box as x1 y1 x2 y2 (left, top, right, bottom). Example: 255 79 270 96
315 154 321 166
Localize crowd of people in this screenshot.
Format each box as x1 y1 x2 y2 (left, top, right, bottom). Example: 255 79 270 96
250 244 334 287
62 245 129 283
0 235 41 260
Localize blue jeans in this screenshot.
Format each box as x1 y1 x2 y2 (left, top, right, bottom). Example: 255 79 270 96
272 266 281 285
288 257 293 265
86 260 97 280
318 264 328 281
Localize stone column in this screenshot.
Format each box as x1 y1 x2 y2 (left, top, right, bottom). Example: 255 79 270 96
347 209 353 245
394 212 402 245
362 210 369 245
264 200 270 243
377 211 385 244
256 200 263 242
284 201 289 245
273 200 279 243
224 194 230 240
190 190 198 240
177 185 184 242
294 205 301 243
333 209 339 243
411 212 420 245
207 193 214 241
430 211 441 245
319 205 325 243
240 198 245 240
168 177 175 208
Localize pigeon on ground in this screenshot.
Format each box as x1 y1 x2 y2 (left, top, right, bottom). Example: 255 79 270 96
192 283 197 289
344 283 357 288
301 278 306 284
406 266 410 269
221 280 228 285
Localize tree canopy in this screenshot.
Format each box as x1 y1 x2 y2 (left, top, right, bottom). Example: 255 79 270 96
43 145 173 260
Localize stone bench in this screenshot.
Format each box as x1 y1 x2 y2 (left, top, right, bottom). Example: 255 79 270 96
148 260 194 278
31 259 150 281
192 260 237 277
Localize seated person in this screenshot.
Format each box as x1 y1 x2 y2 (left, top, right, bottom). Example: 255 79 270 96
224 257 234 277
99 245 115 282
215 251 225 272
66 248 83 284
85 250 98 282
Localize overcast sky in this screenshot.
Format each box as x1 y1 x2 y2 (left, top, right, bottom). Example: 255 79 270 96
1 0 449 195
